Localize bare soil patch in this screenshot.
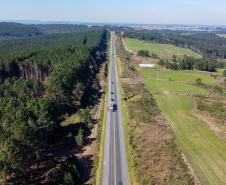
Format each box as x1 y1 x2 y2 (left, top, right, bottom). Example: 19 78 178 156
132 55 160 65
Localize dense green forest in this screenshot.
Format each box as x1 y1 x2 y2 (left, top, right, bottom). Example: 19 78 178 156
0 22 106 49
0 30 106 80
123 30 226 59
0 22 102 38
0 27 108 184
0 22 42 37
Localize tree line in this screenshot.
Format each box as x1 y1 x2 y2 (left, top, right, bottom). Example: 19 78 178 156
159 55 224 72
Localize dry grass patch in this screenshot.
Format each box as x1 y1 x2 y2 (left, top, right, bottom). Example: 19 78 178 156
122 82 194 185
132 55 160 65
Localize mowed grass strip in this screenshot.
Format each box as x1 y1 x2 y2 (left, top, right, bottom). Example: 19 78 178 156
125 38 202 59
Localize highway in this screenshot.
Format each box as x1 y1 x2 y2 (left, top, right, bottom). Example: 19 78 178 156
102 32 129 185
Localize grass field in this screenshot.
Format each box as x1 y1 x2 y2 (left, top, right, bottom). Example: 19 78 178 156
143 78 207 94
125 38 202 59
140 69 218 85
139 68 226 185
139 69 219 94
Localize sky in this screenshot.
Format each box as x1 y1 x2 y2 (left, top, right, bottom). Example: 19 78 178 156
0 0 226 25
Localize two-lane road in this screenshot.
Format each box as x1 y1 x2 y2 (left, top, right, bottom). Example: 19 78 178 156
102 32 129 185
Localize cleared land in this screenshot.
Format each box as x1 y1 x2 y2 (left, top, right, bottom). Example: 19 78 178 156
139 68 226 185
125 38 202 59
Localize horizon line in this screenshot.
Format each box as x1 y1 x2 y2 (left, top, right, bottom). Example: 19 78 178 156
1 19 226 27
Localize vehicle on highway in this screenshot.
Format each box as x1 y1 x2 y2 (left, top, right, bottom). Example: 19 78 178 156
110 102 117 112
113 104 117 111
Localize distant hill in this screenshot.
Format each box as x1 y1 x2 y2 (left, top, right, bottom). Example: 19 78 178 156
0 22 96 37
33 24 89 34
0 22 42 37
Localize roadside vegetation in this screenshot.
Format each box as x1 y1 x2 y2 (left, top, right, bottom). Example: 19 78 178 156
93 37 110 185
124 33 226 185
117 38 194 185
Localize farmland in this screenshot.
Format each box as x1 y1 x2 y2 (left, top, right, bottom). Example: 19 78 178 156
155 93 226 185
124 38 202 59
125 35 226 185
139 68 226 185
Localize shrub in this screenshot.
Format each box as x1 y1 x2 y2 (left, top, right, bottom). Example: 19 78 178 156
195 78 202 85
79 108 92 128
213 86 223 93
75 127 84 147
159 59 165 66
196 99 206 111
63 157 81 185
151 53 159 59
223 70 226 77
64 172 74 185
137 50 150 57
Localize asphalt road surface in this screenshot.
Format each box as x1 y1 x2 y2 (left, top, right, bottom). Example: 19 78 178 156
102 32 129 185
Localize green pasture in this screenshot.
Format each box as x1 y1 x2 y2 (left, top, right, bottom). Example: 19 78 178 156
125 38 202 59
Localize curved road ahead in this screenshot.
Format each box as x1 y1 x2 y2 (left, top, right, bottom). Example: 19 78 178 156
102 32 129 185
